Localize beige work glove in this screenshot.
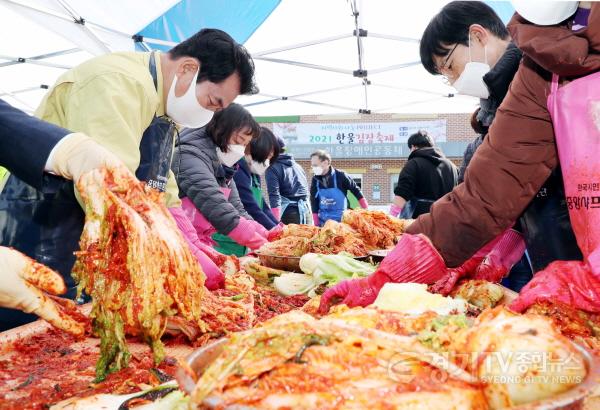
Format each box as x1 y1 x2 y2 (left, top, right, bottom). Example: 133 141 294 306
0 247 85 337
48 133 127 182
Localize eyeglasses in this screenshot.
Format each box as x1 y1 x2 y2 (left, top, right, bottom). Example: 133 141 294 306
439 43 459 84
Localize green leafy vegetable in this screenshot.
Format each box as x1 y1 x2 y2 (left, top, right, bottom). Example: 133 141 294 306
417 314 470 351
273 273 317 296
300 253 376 286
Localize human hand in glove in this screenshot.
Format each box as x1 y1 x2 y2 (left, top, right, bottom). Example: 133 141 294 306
318 234 446 314
473 229 526 282
228 217 268 250
169 207 225 290
0 247 85 337
510 260 600 313
267 223 285 241
47 133 131 182
429 229 526 295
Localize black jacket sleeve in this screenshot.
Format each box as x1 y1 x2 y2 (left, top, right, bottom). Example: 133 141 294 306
234 168 277 230
394 159 418 200
0 99 69 189
338 170 364 200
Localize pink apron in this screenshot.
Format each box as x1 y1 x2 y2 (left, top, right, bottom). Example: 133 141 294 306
547 71 600 273
181 187 232 245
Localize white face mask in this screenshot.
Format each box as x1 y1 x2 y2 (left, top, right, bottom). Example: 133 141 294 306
250 159 270 175
452 35 491 99
312 166 324 176
166 68 214 128
217 144 246 167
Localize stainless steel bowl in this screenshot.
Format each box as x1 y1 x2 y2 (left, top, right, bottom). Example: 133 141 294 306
177 338 600 410
368 248 391 263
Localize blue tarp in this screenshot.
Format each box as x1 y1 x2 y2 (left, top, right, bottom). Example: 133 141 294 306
138 0 280 49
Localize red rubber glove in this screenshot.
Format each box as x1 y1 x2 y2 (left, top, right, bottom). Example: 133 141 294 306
429 257 483 296
510 260 600 313
228 217 268 250
429 229 525 295
473 229 526 282
267 223 285 242
168 207 225 290
318 234 446 314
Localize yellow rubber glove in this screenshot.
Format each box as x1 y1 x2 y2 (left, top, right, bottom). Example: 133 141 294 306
0 247 85 337
47 132 128 182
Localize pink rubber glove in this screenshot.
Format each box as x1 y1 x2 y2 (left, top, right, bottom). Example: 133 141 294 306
389 204 402 217
271 207 281 221
429 257 484 296
429 229 519 296
319 234 446 313
358 198 369 209
251 219 269 239
312 213 320 226
511 260 600 313
473 229 526 282
267 223 285 242
168 207 225 290
228 217 268 250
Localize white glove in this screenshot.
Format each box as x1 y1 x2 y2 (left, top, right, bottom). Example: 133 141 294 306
0 247 85 336
46 133 129 182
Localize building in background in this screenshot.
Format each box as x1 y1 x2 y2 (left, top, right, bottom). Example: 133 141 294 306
258 113 475 209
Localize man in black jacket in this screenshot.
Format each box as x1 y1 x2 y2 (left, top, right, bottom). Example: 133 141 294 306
391 131 458 219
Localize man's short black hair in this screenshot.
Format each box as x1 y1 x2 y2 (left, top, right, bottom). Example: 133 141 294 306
251 127 281 164
207 103 260 152
169 28 258 95
407 130 434 149
310 150 331 163
420 1 509 75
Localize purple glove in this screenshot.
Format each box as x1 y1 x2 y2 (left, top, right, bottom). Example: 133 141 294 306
474 229 526 282
228 217 268 250
319 234 446 313
168 207 225 290
312 213 320 226
358 198 369 209
389 204 402 217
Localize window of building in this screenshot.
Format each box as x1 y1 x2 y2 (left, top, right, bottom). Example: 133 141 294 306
347 173 363 189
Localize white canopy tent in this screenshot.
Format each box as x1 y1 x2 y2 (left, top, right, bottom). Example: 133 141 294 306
0 0 178 112
0 0 495 116
237 0 480 115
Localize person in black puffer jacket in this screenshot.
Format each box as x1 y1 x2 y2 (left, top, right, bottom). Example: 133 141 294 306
391 130 458 219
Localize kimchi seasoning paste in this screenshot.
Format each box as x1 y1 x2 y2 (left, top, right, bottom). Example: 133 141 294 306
0 329 178 410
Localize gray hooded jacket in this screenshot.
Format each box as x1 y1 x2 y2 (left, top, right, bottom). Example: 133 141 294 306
172 127 251 235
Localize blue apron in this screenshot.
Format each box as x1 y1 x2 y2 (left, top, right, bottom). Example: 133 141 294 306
0 51 176 330
315 169 347 226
